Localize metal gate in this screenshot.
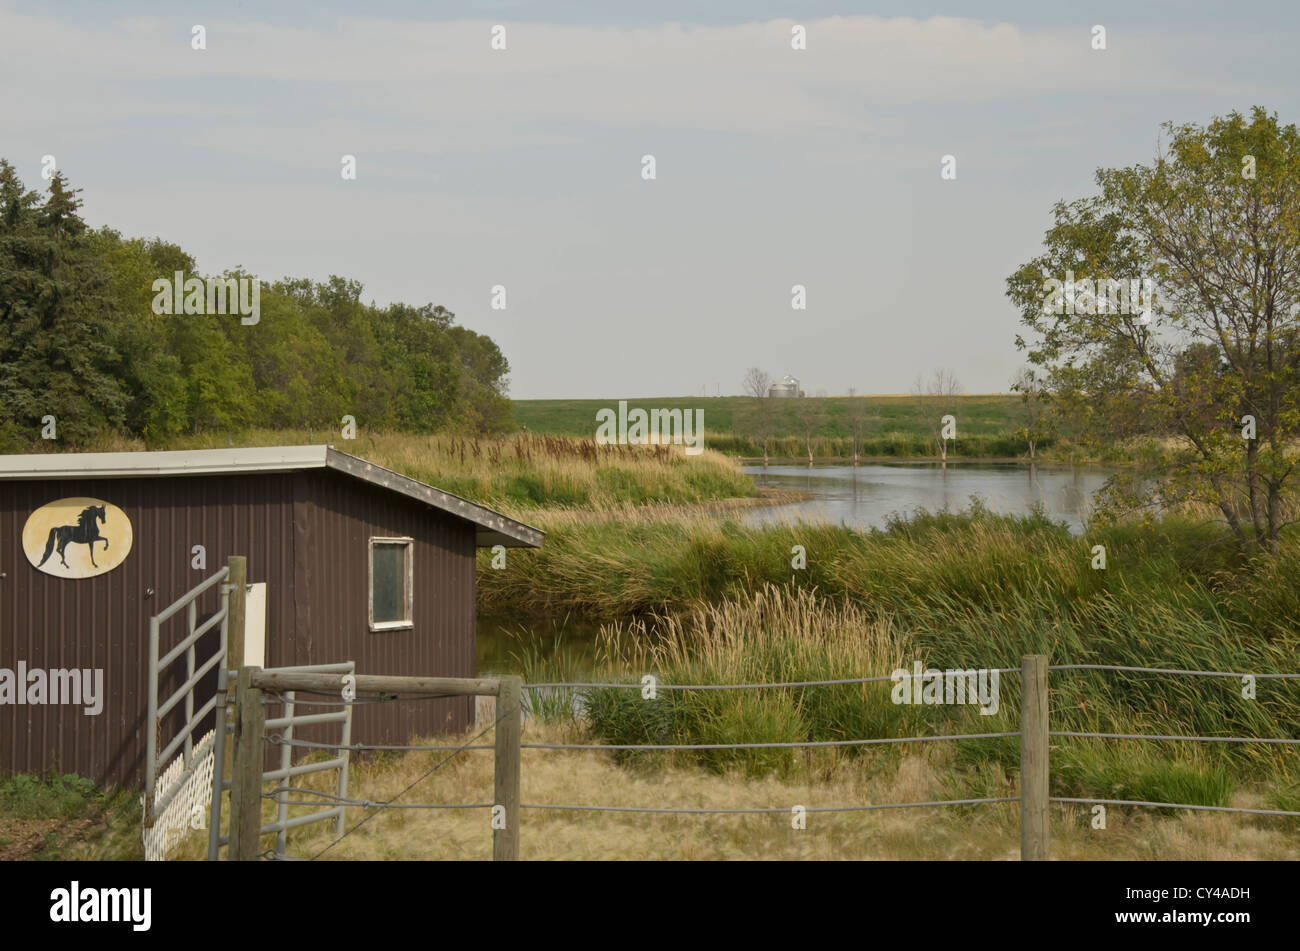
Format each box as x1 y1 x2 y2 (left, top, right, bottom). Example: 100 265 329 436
207 662 354 860
142 560 353 860
142 566 230 861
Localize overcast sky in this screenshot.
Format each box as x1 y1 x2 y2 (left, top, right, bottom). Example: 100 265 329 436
2 1 1295 399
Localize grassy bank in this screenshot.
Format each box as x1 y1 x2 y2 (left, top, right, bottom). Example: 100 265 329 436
16 429 754 511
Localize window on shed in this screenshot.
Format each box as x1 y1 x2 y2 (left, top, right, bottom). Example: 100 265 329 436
369 537 413 631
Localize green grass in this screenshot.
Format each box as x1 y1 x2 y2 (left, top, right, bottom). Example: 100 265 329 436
567 579 1300 804
513 395 1033 457
481 505 1300 790
514 395 1024 439
0 772 140 859
0 772 110 819
511 396 1192 463
1051 743 1235 811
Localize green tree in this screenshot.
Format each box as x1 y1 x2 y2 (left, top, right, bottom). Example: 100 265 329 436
1007 108 1300 552
0 164 128 446
89 229 188 441
447 323 512 434
1009 367 1052 460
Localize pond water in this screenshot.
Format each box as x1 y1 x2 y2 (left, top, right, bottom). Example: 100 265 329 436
740 462 1119 535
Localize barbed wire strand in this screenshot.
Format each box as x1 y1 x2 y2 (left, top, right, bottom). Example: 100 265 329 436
269 792 1016 815
270 731 1020 754
1050 664 1300 680
266 791 1300 820
521 733 1018 750
1052 730 1300 745
520 797 1017 814
524 669 1022 691
253 664 1300 707
308 707 507 861
1052 797 1300 818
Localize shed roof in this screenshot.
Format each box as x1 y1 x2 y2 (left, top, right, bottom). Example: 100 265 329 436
0 445 544 549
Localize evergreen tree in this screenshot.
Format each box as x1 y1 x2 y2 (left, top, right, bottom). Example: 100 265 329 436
0 164 127 446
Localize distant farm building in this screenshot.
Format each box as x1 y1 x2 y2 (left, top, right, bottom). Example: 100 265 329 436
0 446 543 788
768 375 803 398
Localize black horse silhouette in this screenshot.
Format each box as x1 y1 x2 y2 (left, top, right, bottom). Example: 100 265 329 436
37 504 109 570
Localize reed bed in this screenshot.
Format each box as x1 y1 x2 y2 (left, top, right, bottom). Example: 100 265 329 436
568 583 1296 816
482 506 1300 800
58 428 755 510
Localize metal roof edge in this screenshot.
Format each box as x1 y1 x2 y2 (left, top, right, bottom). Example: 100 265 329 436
0 445 544 549
0 445 330 479
324 448 544 549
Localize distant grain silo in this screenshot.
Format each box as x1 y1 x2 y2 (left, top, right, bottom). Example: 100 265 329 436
768 375 803 398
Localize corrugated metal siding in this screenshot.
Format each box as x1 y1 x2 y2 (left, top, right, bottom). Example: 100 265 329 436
0 474 296 788
1 468 478 788
282 470 476 756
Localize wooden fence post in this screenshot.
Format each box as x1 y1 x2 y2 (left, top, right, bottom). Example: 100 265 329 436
221 557 248 782
226 556 248 671
493 675 522 861
1020 654 1049 860
229 665 265 861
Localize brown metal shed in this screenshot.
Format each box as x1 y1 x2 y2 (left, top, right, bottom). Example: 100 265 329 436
0 445 542 789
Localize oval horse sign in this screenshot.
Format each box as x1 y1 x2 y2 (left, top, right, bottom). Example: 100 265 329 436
23 497 133 578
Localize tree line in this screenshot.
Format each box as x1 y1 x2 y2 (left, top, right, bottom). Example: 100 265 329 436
0 160 512 450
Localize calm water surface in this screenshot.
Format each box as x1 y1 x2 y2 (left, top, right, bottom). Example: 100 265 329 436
741 462 1118 535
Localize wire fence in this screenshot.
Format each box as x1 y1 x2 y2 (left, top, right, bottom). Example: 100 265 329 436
270 731 1020 753
240 659 1299 860
523 668 1026 690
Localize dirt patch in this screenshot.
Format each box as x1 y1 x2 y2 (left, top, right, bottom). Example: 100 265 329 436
0 815 103 860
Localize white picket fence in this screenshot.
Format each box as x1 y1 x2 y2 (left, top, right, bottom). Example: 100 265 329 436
142 729 216 861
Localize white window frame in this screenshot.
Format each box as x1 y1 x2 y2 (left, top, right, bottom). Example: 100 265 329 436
368 536 414 632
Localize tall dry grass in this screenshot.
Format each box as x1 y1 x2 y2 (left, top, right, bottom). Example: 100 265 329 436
153 718 1300 861
578 582 1300 801
597 583 905 680
54 428 755 511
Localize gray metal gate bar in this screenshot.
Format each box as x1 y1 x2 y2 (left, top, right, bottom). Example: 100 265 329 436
208 661 354 859
144 566 230 830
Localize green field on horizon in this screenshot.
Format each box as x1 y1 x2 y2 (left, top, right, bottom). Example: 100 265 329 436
511 394 1024 444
